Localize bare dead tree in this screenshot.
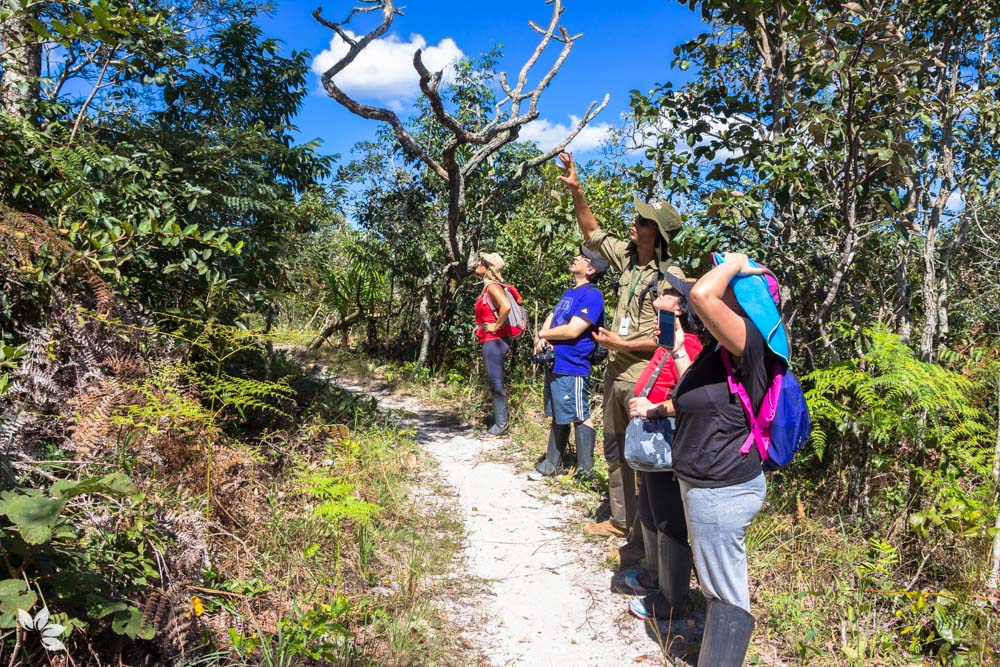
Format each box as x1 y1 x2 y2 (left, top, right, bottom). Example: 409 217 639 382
312 0 608 366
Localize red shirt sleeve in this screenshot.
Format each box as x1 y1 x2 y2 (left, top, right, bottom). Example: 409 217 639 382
634 334 703 404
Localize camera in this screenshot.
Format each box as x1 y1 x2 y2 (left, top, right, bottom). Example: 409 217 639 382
531 349 556 365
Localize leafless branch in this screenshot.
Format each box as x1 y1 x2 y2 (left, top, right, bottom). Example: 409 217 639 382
314 0 607 365
517 94 610 176
313 2 448 178
68 55 111 144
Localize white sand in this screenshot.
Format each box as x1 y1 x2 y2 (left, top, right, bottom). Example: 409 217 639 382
326 372 674 667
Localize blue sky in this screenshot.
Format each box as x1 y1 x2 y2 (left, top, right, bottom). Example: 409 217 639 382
257 1 708 164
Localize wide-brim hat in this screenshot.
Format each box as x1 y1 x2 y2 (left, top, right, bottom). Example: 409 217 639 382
634 197 682 241
580 246 609 279
479 251 505 271
711 252 789 363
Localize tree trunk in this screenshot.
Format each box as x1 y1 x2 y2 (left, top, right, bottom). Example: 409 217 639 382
815 225 858 360
919 48 959 361
429 271 467 369
988 378 1000 590
918 220 939 361
0 6 41 117
894 236 912 343
845 421 871 517
415 268 436 369
307 310 362 352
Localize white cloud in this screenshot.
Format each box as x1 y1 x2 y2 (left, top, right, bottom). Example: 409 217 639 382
945 188 965 213
312 31 464 106
520 115 615 154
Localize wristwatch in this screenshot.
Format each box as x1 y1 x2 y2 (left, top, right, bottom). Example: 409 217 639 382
672 349 687 360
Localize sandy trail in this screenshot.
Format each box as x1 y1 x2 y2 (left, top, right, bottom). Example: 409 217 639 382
324 371 675 667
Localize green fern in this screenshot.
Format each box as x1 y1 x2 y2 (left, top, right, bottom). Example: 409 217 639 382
804 323 995 539
804 323 991 461
296 470 382 528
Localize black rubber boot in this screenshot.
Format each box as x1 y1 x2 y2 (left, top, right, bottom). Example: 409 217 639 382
637 532 691 619
698 599 755 667
641 523 659 584
657 532 692 617
536 423 570 475
573 423 595 475
492 392 509 433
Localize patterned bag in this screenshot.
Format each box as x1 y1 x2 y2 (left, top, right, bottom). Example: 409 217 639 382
624 351 674 472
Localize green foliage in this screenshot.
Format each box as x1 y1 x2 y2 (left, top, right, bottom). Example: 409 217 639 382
0 579 37 629
805 324 993 519
275 599 354 662
225 598 358 666
806 324 989 459
0 473 157 642
0 16 333 326
296 469 382 529
799 323 996 660
619 0 1000 370
0 343 26 395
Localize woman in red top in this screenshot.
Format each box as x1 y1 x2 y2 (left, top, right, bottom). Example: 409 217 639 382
624 274 703 623
474 252 513 439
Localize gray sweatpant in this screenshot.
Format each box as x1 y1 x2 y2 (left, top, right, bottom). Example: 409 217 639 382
679 472 766 612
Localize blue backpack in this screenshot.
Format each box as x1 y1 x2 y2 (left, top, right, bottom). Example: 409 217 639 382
721 349 811 471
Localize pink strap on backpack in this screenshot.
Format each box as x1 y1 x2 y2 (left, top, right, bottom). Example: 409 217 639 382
721 348 782 460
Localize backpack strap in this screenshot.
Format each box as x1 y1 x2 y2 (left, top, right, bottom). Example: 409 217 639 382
721 348 783 460
636 272 661 312
482 281 506 320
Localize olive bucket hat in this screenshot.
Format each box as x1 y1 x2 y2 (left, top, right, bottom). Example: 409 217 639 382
634 197 682 241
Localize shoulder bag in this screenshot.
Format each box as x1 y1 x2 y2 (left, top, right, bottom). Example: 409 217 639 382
624 350 674 472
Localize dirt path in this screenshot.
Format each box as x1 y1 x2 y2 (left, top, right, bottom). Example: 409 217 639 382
323 370 676 666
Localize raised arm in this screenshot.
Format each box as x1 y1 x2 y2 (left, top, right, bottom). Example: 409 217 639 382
689 252 764 357
556 151 598 240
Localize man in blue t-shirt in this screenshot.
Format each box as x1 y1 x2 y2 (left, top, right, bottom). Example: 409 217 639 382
528 247 608 481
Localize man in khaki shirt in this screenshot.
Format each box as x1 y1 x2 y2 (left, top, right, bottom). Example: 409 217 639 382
557 151 684 546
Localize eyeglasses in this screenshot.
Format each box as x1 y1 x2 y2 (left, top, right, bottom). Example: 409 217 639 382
635 217 656 228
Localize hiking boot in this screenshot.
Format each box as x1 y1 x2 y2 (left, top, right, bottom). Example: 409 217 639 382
481 424 509 440
584 520 627 538
527 470 546 481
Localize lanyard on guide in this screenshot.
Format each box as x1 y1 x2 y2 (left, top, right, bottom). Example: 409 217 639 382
626 270 644 306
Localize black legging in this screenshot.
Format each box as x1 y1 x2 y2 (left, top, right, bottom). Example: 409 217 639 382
637 470 688 543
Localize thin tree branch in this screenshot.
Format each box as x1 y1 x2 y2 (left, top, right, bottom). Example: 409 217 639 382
68 55 111 144
314 2 447 180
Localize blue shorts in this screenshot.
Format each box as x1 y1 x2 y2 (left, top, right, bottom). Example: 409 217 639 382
544 373 591 424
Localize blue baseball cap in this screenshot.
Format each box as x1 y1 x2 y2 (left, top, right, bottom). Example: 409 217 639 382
712 252 789 363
